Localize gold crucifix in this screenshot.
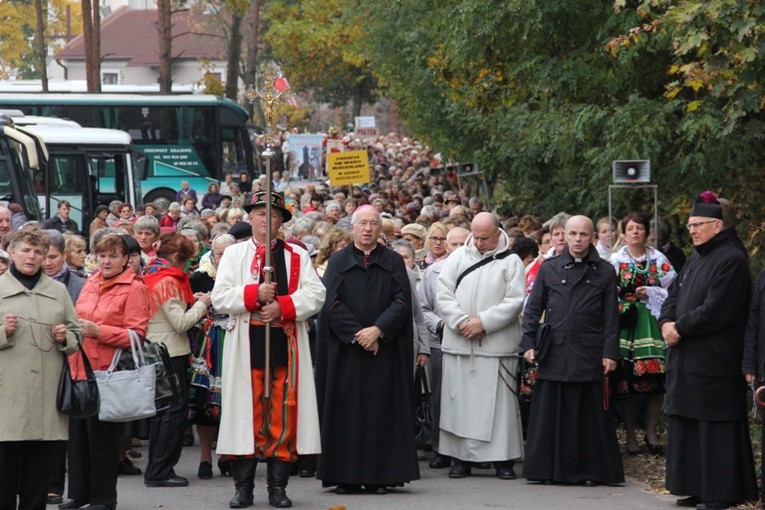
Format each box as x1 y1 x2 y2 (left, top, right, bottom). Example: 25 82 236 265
245 66 292 146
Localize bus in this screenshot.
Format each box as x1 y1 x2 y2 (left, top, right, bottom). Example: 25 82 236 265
0 94 259 204
15 124 145 231
0 120 44 222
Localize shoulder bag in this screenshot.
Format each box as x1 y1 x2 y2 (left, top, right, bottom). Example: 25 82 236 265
95 331 157 422
414 365 434 450
57 342 100 419
117 330 180 413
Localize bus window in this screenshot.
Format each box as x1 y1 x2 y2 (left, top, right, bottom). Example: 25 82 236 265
221 127 246 174
46 105 105 128
191 106 216 174
49 155 86 193
113 105 181 144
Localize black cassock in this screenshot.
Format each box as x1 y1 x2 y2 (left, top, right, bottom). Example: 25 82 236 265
315 244 420 487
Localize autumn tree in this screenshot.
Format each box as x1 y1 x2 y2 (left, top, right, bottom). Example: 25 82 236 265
263 0 375 116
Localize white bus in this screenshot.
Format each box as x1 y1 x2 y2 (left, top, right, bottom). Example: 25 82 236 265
16 124 145 230
0 119 45 221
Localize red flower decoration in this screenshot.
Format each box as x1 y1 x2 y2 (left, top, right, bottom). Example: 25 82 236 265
620 263 630 270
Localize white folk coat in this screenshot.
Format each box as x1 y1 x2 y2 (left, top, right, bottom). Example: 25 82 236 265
211 240 326 455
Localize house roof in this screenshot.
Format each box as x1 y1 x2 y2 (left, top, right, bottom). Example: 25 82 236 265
55 6 226 65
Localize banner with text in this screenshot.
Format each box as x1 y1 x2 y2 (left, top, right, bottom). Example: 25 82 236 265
327 150 370 186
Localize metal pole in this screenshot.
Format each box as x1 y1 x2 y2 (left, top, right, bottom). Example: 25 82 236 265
261 146 274 398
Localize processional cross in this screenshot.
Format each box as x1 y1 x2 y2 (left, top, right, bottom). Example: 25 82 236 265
244 66 293 398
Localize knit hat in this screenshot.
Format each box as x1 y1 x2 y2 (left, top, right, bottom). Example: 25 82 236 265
690 190 723 219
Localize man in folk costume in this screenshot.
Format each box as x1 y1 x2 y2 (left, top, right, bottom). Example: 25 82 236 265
435 213 526 479
212 191 325 509
660 192 757 510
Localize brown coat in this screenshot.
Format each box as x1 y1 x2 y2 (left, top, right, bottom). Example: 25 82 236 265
0 271 81 441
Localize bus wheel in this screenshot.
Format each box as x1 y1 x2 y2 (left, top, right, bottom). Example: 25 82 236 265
143 188 176 206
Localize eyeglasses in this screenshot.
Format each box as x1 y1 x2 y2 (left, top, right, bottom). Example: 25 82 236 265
355 220 380 229
686 220 718 231
430 237 446 243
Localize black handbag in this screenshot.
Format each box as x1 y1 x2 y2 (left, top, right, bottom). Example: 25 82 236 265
414 365 434 450
534 323 551 364
57 343 100 419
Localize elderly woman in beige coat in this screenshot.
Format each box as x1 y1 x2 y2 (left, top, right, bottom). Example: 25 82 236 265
0 228 81 510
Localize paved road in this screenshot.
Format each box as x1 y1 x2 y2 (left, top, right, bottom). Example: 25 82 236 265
106 445 678 509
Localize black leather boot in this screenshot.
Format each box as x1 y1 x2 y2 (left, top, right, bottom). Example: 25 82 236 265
229 458 257 508
266 459 293 508
298 455 317 478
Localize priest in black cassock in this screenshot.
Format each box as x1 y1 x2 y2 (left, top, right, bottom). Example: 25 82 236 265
660 192 757 510
315 205 419 495
520 215 624 487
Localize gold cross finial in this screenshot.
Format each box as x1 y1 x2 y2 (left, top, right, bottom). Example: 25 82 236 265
246 66 292 146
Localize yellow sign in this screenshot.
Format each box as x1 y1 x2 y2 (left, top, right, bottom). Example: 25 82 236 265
327 150 370 186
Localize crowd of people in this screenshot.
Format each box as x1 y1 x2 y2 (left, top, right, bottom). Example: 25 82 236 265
0 130 764 510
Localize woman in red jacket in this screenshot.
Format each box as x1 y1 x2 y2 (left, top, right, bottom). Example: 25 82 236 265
61 234 149 510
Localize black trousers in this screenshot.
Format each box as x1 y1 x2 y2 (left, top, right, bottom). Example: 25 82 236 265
0 440 53 510
428 347 444 451
48 441 66 496
66 416 120 506
144 355 189 482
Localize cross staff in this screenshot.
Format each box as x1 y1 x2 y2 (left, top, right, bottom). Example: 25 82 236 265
245 66 292 398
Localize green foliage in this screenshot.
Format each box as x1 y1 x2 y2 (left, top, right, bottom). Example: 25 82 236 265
354 0 765 268
263 0 376 114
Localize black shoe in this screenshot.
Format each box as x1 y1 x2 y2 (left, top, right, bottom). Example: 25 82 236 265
582 480 599 487
48 495 64 505
696 502 737 510
429 454 452 469
334 484 361 494
645 435 665 455
472 461 492 469
198 461 213 479
495 461 516 480
365 485 389 495
144 476 189 488
676 496 701 507
59 501 87 509
218 458 232 477
298 467 315 478
297 455 316 478
126 448 142 459
448 460 471 478
117 458 142 476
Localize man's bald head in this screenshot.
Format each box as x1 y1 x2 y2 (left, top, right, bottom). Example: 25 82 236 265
471 212 501 254
565 215 594 258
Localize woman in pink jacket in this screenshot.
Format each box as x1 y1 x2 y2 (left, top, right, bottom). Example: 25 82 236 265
61 234 149 510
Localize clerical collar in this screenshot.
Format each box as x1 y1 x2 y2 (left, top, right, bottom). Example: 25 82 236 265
353 243 378 256
574 257 583 263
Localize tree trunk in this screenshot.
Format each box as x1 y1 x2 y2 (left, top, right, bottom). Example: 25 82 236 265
92 0 101 92
224 12 243 100
157 0 173 94
81 0 94 92
245 0 262 117
35 0 49 92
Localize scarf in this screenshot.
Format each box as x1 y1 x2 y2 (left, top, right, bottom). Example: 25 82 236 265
51 262 70 282
143 257 194 316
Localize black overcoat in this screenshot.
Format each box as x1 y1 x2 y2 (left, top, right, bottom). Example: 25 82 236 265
520 247 620 382
315 244 420 486
659 229 751 421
